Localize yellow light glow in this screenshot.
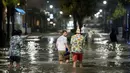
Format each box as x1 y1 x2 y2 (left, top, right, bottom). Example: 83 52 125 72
37 20 40 26
17 3 20 6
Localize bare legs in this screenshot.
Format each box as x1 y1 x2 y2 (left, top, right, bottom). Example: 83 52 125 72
79 61 83 68
16 63 20 68
8 62 13 68
73 61 83 68
72 53 83 68
59 61 64 64
66 59 69 63
59 59 69 64
8 62 20 68
73 61 77 68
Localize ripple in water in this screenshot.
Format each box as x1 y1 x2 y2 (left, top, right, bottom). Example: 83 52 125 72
96 44 109 59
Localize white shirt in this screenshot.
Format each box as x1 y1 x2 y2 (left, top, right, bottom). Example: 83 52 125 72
81 26 87 33
56 35 67 51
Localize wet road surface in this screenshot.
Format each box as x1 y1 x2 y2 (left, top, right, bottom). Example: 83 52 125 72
0 33 130 73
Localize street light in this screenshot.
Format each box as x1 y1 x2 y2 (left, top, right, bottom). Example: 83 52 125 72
69 15 72 17
50 21 53 24
47 1 49 3
97 12 100 15
17 3 20 6
99 9 103 12
53 23 56 26
47 18 50 21
49 14 54 19
102 0 107 32
49 5 53 9
95 13 99 18
60 11 63 14
103 0 107 5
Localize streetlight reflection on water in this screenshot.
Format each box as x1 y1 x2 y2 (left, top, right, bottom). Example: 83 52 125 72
27 41 38 63
48 37 55 62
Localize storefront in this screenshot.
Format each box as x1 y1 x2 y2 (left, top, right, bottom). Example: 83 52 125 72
15 8 26 33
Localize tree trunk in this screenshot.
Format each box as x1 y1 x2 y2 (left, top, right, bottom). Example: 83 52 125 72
0 0 6 47
72 11 84 33
73 17 77 32
7 6 11 40
3 7 6 32
0 1 3 30
0 1 3 47
77 17 83 31
11 6 15 35
72 12 78 33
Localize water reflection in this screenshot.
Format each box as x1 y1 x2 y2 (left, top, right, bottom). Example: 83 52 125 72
114 60 121 66
115 44 123 60
1 33 128 73
26 38 40 41
97 70 124 73
96 45 109 59
114 44 123 67
27 36 39 39
48 37 55 62
27 41 38 63
49 37 54 44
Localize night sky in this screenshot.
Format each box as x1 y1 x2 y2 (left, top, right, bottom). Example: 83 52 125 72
27 0 59 9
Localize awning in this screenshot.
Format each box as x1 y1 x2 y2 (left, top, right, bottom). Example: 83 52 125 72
15 8 26 15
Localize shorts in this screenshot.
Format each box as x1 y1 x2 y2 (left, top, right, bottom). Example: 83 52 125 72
10 56 21 63
58 51 69 61
72 53 83 62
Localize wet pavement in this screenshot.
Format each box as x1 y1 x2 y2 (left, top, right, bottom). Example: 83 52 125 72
0 32 130 73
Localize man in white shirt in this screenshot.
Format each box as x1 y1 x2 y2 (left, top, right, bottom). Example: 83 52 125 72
81 25 87 35
56 30 69 64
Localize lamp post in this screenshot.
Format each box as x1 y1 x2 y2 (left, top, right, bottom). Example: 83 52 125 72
60 11 63 15
49 5 53 9
103 0 107 5
103 0 107 32
69 15 72 17
99 9 103 12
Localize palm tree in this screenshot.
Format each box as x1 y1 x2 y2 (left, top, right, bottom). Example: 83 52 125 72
6 0 19 40
0 0 19 47
0 0 6 47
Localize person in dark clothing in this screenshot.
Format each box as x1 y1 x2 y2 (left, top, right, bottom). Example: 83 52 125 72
110 29 118 49
110 29 118 43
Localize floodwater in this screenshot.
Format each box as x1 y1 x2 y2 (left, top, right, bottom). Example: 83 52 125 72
0 33 130 73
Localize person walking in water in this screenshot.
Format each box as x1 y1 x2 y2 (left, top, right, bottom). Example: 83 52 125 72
56 30 69 64
70 28 85 68
110 29 118 49
9 30 23 68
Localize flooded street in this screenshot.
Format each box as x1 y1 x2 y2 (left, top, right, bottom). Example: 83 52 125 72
1 0 130 72
0 33 130 73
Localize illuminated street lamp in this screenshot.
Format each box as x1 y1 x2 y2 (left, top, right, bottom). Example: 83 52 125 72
69 15 72 17
50 5 53 9
50 21 53 24
99 9 103 12
60 11 63 14
17 3 20 6
103 0 107 5
97 12 100 15
53 23 56 26
47 18 50 21
49 14 54 19
102 0 107 32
